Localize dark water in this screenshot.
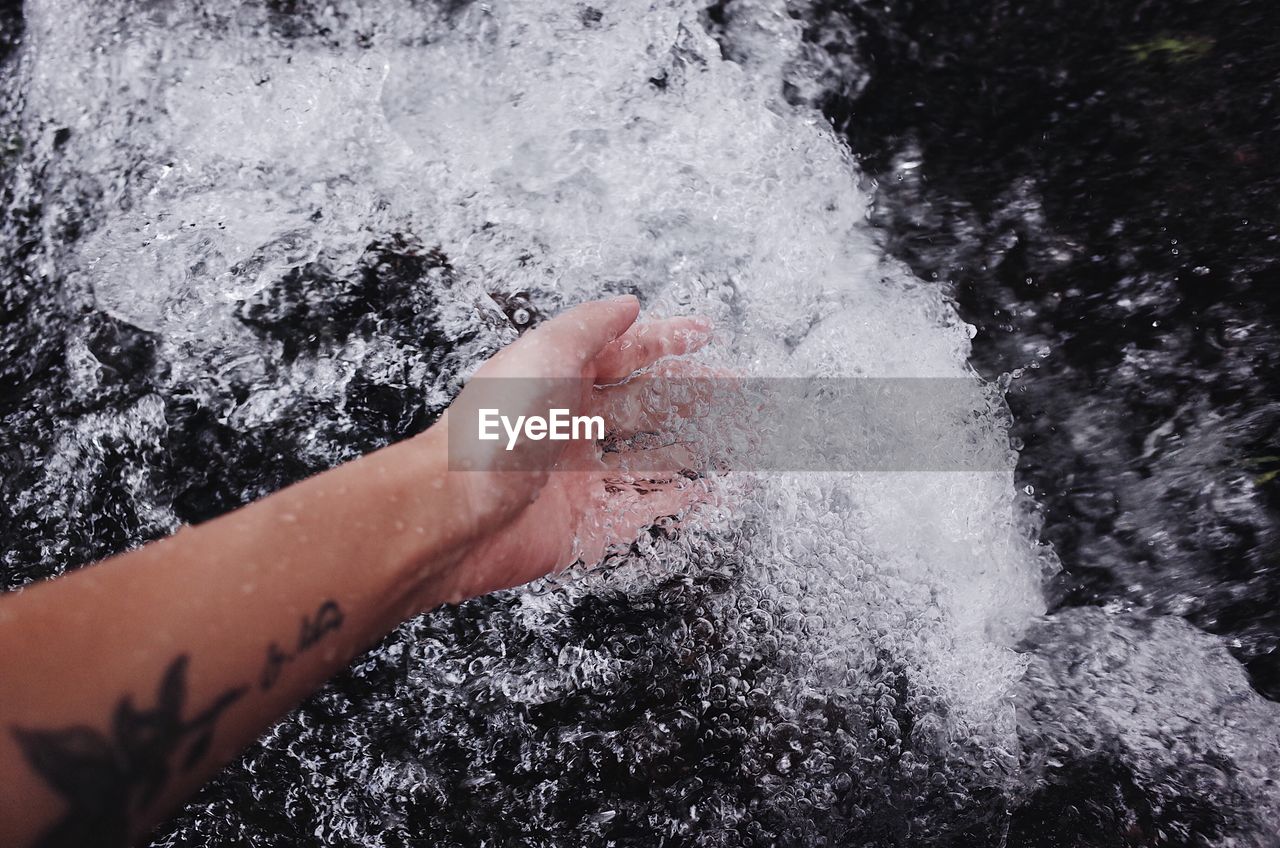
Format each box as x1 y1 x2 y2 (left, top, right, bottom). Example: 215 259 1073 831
804 0 1280 693
794 1 1280 841
3 1 1280 845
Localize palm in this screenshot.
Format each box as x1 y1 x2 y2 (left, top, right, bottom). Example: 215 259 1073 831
451 469 589 597
435 297 713 602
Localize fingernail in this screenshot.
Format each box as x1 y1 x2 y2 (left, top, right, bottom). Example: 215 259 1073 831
610 294 639 304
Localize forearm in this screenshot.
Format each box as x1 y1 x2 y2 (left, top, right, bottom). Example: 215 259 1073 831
0 426 464 848
0 297 704 847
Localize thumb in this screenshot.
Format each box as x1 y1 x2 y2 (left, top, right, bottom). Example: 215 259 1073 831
525 295 641 369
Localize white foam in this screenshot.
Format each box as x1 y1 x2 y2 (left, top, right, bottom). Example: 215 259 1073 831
8 0 1052 830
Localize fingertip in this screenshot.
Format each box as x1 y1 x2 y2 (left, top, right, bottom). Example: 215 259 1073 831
606 294 642 328
676 315 715 354
542 295 642 364
593 294 642 345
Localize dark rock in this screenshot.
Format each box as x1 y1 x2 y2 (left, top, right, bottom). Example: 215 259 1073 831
799 0 1280 691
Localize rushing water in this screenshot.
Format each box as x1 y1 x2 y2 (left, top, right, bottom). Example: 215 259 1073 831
0 1 1277 845
805 0 1280 692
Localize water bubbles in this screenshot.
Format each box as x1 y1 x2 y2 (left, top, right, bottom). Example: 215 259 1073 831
1224 324 1253 343
1017 609 1280 842
4 0 1054 843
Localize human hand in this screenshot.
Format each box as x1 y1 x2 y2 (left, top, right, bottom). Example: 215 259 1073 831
0 300 708 848
427 295 715 603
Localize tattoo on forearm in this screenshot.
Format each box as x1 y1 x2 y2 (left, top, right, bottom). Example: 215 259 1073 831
10 655 246 848
259 600 345 690
12 601 345 846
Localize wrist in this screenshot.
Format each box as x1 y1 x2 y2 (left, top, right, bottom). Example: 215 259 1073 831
370 421 478 608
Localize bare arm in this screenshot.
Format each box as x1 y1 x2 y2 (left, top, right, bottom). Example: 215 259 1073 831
0 296 713 848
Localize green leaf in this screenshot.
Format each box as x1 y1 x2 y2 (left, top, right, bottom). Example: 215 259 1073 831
1127 35 1215 63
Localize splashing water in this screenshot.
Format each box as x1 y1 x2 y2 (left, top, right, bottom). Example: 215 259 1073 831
5 0 1275 845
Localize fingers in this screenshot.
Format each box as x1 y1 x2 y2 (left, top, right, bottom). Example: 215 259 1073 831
602 441 700 476
594 360 723 437
488 295 641 378
593 316 713 384
536 295 642 365
481 299 712 386
573 477 706 567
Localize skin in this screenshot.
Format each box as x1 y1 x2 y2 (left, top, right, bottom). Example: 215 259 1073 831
0 295 713 848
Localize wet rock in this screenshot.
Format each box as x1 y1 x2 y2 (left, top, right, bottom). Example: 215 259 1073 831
1013 608 1280 847
799 0 1280 690
236 236 455 362
0 0 20 65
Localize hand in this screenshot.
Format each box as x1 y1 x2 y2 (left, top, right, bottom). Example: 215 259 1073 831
427 295 715 602
0 296 710 848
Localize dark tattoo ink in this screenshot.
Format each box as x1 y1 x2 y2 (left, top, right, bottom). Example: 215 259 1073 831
259 599 344 690
11 655 246 848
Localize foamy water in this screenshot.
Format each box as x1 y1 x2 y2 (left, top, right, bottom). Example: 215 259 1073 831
6 1 1276 844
